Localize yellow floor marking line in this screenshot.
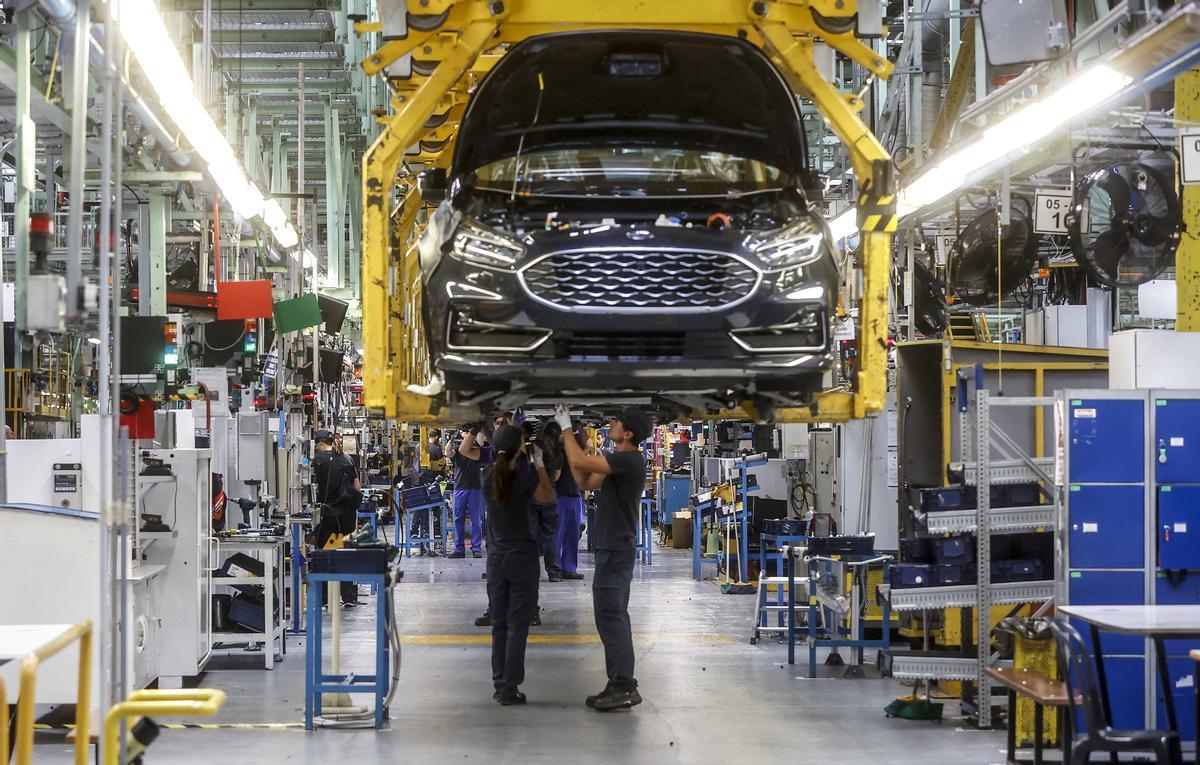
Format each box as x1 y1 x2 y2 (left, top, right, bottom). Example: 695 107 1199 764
402 633 736 645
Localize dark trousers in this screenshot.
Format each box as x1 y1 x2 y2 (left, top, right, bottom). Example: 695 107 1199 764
530 501 561 576
593 548 637 691
487 548 540 696
316 505 358 603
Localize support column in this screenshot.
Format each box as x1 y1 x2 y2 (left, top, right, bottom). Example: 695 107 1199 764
1176 68 1200 330
14 9 35 340
148 191 168 315
325 102 344 288
65 0 90 319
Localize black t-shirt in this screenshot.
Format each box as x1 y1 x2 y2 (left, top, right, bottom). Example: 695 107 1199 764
481 456 539 552
555 465 581 498
594 449 646 550
313 450 356 510
451 444 483 490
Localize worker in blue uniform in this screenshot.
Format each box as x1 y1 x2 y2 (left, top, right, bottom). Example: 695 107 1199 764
482 424 557 704
450 425 487 558
555 424 587 581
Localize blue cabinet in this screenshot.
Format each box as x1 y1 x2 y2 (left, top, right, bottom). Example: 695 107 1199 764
1154 398 1200 483
1067 485 1146 570
1069 570 1147 656
1158 486 1200 570
1156 656 1198 742
1068 398 1146 484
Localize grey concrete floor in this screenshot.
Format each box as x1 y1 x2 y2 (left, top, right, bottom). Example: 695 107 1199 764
36 540 1010 764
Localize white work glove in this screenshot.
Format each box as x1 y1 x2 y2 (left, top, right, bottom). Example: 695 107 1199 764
553 404 573 433
529 444 545 470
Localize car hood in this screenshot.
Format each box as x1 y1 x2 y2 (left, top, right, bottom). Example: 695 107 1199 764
452 30 809 178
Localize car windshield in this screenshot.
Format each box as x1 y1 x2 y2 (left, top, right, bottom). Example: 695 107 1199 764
472 147 787 197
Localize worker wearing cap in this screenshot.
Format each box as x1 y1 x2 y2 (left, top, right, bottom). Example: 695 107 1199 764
555 404 652 711
450 425 488 558
312 429 362 606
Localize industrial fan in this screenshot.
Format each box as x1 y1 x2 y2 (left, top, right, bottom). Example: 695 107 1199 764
947 198 1040 306
1067 162 1182 287
912 258 947 336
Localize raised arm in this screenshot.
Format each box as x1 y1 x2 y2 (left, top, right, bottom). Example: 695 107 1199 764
457 427 481 460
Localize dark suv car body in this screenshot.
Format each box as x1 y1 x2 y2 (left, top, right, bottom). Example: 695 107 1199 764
418 30 838 419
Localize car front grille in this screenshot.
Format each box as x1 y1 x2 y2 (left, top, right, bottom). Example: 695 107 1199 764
565 332 686 360
520 249 759 311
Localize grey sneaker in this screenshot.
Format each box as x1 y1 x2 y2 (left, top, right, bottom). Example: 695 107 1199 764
592 689 641 712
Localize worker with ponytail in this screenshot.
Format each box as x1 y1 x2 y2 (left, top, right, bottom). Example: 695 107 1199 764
482 424 556 705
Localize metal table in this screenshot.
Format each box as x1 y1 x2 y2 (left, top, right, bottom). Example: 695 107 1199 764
1059 605 1200 746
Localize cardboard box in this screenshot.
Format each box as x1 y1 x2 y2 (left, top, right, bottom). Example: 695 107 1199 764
672 511 693 549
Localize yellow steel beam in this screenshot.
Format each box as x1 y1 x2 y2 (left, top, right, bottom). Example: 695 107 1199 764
362 17 499 417
756 21 894 419
1177 67 1200 330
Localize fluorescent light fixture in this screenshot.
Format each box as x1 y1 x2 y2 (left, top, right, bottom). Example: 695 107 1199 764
87 337 101 345
114 0 299 250
824 63 1131 242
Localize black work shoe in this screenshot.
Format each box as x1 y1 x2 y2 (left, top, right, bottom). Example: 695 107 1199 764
497 691 526 706
585 687 613 708
341 601 361 609
474 611 491 627
592 689 641 712
531 608 542 627
448 551 466 559
547 574 564 583
562 571 584 580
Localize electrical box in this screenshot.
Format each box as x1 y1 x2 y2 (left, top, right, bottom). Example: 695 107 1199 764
25 273 66 333
1153 397 1200 483
1110 330 1200 390
1158 486 1200 570
237 411 272 490
1066 397 1146 484
51 463 83 509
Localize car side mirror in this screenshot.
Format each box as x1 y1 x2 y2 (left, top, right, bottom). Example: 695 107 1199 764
418 168 448 204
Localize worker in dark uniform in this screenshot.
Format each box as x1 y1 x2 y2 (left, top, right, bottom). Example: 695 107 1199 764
312 429 362 606
556 404 651 711
555 425 588 581
531 419 563 582
482 424 556 705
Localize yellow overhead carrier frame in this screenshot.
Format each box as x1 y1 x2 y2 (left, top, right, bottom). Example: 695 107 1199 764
360 0 896 423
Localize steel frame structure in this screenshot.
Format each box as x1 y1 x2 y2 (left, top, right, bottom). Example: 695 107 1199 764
358 0 898 423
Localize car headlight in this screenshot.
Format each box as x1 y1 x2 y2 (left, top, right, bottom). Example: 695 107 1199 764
747 216 825 270
450 219 525 269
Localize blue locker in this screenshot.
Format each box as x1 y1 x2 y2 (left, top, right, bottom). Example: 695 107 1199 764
1154 398 1200 483
1067 485 1146 570
1156 572 1200 655
1070 656 1147 732
1070 570 1147 656
1158 486 1200 570
1156 656 1198 742
1068 398 1146 484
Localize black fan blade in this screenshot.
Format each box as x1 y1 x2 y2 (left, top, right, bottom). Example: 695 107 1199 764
1089 227 1131 280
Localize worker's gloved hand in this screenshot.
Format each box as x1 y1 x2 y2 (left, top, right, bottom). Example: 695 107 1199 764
553 404 572 433
529 444 545 470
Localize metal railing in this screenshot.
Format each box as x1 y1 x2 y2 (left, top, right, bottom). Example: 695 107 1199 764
11 620 93 765
103 689 227 765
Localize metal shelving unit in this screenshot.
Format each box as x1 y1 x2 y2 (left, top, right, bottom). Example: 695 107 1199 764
924 504 1055 535
889 581 1055 611
889 369 1056 727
